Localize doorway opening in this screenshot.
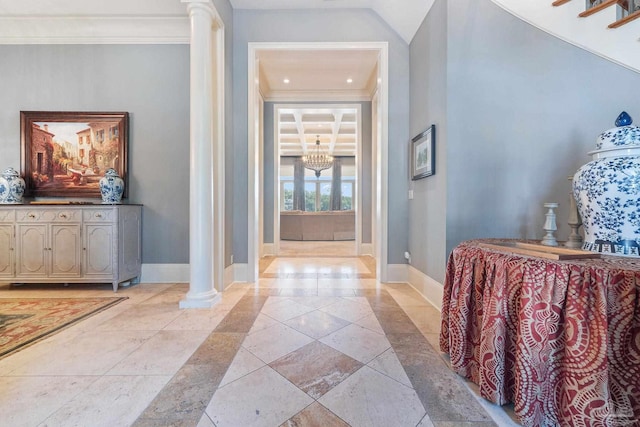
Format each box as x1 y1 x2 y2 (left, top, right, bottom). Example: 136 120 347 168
247 42 389 282
274 104 362 259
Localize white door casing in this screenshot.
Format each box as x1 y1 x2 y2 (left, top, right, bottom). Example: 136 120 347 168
247 42 389 282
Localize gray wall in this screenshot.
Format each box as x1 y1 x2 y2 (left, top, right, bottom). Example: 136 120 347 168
445 1 640 265
262 101 372 245
0 44 190 264
409 0 448 283
232 9 410 264
410 0 640 284
0 1 235 268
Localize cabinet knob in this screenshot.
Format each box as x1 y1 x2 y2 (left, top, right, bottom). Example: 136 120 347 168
59 213 67 218
95 213 103 218
28 213 35 218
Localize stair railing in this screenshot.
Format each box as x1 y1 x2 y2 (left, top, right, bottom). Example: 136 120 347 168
552 0 640 27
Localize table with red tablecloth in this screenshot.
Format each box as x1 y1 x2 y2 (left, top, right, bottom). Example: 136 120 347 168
439 239 640 427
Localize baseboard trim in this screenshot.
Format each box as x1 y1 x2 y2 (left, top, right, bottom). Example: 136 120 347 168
386 264 408 283
141 263 189 283
359 243 374 256
262 244 275 257
407 265 443 311
141 263 250 287
234 263 249 283
224 264 234 289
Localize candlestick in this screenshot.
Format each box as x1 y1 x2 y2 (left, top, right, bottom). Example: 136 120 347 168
566 177 583 249
541 202 558 246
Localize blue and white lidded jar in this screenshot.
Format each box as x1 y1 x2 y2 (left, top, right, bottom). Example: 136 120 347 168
573 112 640 257
99 168 124 204
0 167 26 204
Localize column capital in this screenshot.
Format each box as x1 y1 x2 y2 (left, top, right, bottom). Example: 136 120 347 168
181 0 221 27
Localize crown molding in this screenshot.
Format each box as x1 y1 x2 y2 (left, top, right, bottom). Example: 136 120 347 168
0 16 190 45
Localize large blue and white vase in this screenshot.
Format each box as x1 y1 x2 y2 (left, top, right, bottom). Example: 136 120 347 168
0 167 25 204
99 168 124 204
573 112 640 257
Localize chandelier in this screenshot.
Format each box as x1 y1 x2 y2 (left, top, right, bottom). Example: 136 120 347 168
303 136 334 178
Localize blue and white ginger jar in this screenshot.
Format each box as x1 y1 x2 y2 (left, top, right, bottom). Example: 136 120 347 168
573 112 640 257
0 167 25 204
99 168 124 204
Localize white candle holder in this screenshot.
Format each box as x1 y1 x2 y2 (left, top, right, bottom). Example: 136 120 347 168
566 177 583 249
541 202 559 246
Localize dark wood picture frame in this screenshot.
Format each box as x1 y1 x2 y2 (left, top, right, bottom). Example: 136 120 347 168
411 124 435 180
20 111 129 199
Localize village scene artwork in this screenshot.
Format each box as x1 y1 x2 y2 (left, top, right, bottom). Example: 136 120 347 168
22 113 126 197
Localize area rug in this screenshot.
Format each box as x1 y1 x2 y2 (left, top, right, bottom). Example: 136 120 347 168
0 297 127 359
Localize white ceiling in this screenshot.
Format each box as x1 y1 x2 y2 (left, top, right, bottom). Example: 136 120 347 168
0 0 187 16
258 49 379 100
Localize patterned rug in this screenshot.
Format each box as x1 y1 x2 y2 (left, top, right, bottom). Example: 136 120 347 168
0 297 127 359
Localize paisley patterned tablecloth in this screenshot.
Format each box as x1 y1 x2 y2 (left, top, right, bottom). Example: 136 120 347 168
440 240 640 427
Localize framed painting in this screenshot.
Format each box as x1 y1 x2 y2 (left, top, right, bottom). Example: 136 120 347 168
411 124 435 180
20 111 129 198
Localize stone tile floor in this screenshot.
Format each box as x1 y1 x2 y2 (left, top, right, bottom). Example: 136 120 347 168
0 257 521 426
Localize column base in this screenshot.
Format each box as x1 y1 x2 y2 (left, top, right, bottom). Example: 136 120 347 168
179 289 221 309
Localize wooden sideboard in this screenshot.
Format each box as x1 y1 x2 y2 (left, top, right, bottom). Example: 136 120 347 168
0 204 142 292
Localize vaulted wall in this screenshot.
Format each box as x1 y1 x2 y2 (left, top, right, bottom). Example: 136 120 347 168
409 0 640 289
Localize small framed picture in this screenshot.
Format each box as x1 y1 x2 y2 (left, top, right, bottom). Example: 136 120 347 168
411 124 435 180
20 111 129 198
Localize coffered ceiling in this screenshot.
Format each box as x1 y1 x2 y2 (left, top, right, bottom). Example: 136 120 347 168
278 106 359 157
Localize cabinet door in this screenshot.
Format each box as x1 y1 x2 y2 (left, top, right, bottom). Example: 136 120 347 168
49 224 81 277
84 224 114 277
0 224 14 278
16 224 47 277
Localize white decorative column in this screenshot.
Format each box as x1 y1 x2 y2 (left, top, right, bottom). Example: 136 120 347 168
180 0 222 308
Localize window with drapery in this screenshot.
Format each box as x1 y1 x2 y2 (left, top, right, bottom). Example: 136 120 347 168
293 157 305 211
280 156 355 212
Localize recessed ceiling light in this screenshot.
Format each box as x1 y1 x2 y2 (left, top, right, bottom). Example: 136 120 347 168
283 78 290 84
346 78 353 84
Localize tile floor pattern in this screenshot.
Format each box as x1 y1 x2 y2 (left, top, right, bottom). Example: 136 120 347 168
0 257 521 427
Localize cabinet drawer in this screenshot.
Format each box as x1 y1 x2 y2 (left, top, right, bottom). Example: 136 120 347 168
83 209 114 223
16 209 81 222
0 210 15 222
